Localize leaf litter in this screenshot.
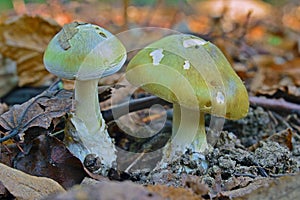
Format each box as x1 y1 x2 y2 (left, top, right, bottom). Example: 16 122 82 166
1 0 300 199
0 81 73 144
0 162 65 200
0 15 60 87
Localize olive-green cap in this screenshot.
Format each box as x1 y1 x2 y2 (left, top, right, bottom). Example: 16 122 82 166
126 34 249 120
43 22 126 80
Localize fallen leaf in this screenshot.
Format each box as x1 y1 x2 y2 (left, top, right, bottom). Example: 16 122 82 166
0 54 18 97
0 15 61 86
0 88 73 143
223 176 253 191
46 180 164 200
147 184 203 200
183 175 210 196
267 128 293 151
0 181 8 197
251 56 300 99
221 173 300 200
0 103 8 115
13 135 86 189
0 162 65 200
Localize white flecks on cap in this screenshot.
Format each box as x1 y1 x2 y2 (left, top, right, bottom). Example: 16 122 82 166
183 60 190 70
216 91 225 104
149 49 164 66
183 38 208 48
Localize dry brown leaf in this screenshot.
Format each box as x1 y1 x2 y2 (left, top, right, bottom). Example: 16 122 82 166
0 88 73 143
14 135 86 189
0 163 65 200
221 173 300 200
0 181 7 197
267 128 293 151
251 56 300 93
147 184 203 200
183 175 211 196
0 15 61 87
0 103 8 115
0 54 18 97
46 180 163 200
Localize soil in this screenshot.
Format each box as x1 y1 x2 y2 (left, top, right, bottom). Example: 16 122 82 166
110 106 300 198
1 88 299 199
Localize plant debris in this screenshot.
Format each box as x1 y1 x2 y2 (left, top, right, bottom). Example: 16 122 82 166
0 162 65 200
1 0 300 199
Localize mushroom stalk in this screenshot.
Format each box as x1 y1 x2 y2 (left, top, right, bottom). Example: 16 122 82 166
75 79 102 134
190 112 207 152
43 22 126 172
168 103 208 158
64 78 117 168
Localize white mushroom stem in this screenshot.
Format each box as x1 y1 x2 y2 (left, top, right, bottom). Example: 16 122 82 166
75 79 102 134
190 112 208 153
164 103 208 160
63 79 117 169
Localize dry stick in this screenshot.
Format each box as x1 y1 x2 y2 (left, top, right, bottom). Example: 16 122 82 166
249 96 300 115
124 152 145 173
102 96 300 122
102 96 170 122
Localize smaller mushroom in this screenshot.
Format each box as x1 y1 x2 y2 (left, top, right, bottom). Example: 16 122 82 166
126 34 249 164
43 22 126 170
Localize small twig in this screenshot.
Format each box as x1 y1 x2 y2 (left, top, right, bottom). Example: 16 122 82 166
233 173 257 179
249 96 300 115
272 112 292 129
269 173 296 178
124 152 145 173
103 96 300 123
102 96 170 122
268 110 278 126
0 129 18 143
49 129 64 137
250 161 269 177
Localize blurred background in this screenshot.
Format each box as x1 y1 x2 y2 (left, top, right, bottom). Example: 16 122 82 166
0 0 299 33
0 0 300 104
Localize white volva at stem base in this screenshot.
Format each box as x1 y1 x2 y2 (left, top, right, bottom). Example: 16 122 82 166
160 103 208 163
63 79 116 169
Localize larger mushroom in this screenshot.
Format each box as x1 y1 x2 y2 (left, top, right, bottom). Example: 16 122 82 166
43 22 126 169
126 34 248 163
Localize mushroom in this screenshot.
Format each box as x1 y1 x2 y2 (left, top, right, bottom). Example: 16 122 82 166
43 22 126 169
125 34 248 163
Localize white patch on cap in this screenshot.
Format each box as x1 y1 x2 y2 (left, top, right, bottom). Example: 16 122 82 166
216 91 225 104
183 60 190 70
183 39 208 48
150 49 164 66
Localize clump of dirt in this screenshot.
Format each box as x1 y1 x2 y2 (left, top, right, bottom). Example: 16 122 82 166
132 106 299 197
253 141 298 174
225 107 273 147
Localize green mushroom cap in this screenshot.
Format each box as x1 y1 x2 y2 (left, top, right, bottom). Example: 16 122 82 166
43 22 126 80
126 34 249 120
